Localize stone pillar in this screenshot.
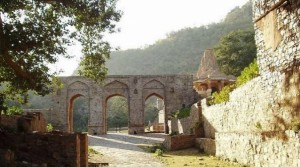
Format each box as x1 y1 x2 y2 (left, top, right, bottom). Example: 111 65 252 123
128 89 144 134
206 80 212 97
88 95 103 135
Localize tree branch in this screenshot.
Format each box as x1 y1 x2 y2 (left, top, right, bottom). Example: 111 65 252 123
0 13 36 87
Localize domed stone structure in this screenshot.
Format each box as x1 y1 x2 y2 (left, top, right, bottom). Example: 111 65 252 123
193 49 236 98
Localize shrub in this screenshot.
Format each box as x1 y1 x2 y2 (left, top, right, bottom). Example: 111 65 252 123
289 119 300 132
236 60 259 86
88 147 99 155
209 84 236 105
209 60 259 105
155 149 163 156
6 106 23 115
169 131 178 136
171 107 191 119
46 123 54 132
255 122 262 130
147 144 166 153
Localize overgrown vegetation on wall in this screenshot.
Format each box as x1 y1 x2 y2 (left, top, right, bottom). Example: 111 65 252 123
209 60 259 105
171 107 191 119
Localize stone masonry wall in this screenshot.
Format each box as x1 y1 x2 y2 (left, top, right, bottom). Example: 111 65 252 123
0 132 88 167
0 112 47 133
200 0 300 166
202 0 300 139
216 131 300 167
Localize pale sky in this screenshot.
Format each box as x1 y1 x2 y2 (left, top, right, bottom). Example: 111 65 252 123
55 0 250 76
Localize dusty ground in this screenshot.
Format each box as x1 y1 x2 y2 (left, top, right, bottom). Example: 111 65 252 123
88 133 166 167
88 133 242 167
156 148 244 167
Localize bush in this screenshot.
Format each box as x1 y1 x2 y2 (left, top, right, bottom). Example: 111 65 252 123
171 107 191 119
6 106 23 115
209 84 236 105
155 149 163 156
236 60 259 86
169 131 178 136
88 147 99 155
209 60 259 105
46 123 54 132
147 144 166 153
289 119 300 132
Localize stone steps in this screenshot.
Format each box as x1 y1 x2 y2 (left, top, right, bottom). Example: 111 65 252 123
195 138 216 155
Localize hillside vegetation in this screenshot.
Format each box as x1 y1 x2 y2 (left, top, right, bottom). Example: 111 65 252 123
10 1 254 132
103 1 253 75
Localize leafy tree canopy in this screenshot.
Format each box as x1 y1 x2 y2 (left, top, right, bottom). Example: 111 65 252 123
0 0 121 96
214 29 257 76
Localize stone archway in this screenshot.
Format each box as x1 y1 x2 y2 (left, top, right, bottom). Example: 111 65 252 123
51 75 195 135
103 80 129 134
105 94 129 133
67 81 89 132
144 93 165 133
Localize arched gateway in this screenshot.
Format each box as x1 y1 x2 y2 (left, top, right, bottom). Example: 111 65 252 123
50 75 194 135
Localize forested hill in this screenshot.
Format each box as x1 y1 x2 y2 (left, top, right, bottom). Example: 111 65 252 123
102 1 253 75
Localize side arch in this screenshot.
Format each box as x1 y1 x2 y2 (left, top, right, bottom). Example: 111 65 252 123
67 81 90 133
67 93 89 132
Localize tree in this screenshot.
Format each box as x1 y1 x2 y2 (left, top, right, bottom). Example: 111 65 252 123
107 96 128 129
214 30 257 76
0 0 121 96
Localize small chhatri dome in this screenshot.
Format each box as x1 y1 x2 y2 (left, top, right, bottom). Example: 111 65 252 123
196 49 228 80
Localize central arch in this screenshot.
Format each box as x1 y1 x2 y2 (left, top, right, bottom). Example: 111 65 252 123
105 94 129 133
103 80 129 134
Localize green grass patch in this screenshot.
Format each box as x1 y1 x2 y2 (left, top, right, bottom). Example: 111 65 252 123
155 148 244 167
137 143 166 154
88 147 100 155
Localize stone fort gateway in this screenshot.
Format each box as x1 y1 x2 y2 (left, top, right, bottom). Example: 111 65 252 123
49 75 195 135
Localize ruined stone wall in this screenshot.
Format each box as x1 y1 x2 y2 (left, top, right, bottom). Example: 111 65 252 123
24 109 52 124
0 132 88 167
0 112 47 133
163 134 196 151
201 0 300 166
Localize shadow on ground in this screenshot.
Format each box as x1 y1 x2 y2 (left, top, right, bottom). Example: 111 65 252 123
88 132 166 152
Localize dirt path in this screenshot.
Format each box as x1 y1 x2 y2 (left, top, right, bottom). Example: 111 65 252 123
88 133 166 167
